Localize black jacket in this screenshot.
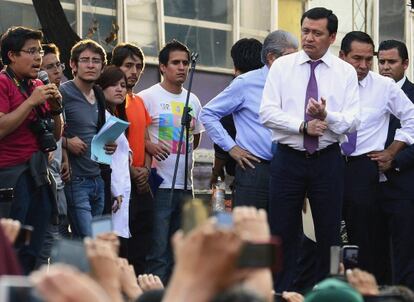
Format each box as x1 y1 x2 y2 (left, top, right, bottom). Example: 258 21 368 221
382 79 414 199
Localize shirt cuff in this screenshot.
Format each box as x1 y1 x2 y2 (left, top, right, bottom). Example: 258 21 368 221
395 129 414 145
288 118 304 134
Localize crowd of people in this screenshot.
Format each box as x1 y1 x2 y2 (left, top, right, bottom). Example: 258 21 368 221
0 5 414 302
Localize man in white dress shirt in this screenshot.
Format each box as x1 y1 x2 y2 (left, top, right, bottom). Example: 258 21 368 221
339 31 414 284
260 7 360 291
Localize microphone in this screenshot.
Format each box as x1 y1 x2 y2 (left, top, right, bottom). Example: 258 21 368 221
191 52 199 63
38 70 50 85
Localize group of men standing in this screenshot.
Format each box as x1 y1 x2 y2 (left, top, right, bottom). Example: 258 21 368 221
1 5 414 293
202 7 414 292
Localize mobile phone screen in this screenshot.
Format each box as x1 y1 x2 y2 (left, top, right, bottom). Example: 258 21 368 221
342 246 359 270
91 215 112 238
51 239 90 272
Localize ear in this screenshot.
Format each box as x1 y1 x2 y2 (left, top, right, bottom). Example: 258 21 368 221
329 32 337 45
339 50 345 60
69 60 77 73
159 63 167 75
403 59 409 71
266 53 277 66
7 50 18 64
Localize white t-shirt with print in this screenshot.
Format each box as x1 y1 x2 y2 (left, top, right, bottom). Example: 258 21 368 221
139 83 204 189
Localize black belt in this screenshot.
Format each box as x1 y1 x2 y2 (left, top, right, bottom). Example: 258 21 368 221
343 154 368 163
277 143 339 159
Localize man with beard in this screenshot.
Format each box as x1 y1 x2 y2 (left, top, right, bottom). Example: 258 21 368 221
60 40 116 238
111 43 153 274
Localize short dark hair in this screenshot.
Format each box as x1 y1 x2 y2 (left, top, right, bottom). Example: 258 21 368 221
42 43 60 58
0 26 43 65
158 39 190 67
70 39 107 65
378 39 409 61
340 31 375 55
301 7 338 35
111 42 145 70
230 38 263 74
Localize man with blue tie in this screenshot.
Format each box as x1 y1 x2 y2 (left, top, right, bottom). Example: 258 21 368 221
200 30 298 210
260 7 360 291
339 32 414 285
375 39 414 289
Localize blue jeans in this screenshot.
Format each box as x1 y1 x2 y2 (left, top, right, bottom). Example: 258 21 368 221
64 176 104 238
146 189 192 284
9 170 52 274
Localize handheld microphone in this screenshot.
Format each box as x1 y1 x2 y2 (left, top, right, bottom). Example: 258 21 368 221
38 70 50 85
191 52 199 63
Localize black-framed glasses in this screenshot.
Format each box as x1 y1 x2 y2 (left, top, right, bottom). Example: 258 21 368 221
43 62 65 71
19 48 44 56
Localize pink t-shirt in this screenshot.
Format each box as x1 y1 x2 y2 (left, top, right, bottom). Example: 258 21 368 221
0 73 46 168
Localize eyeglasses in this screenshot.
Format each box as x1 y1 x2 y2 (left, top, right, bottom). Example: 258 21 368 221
43 62 65 71
20 48 44 56
78 57 102 65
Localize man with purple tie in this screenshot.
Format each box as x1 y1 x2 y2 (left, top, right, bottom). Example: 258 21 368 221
339 32 414 284
260 7 360 291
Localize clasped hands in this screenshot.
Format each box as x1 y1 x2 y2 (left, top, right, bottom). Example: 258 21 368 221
304 97 328 137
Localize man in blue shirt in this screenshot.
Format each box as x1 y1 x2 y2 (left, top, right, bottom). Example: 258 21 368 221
200 30 298 209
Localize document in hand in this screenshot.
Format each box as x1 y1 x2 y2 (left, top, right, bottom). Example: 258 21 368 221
91 116 129 165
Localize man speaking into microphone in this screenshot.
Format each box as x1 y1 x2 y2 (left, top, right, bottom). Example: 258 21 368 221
0 26 63 273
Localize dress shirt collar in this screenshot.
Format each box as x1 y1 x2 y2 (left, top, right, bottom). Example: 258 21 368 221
396 76 407 88
297 49 333 67
359 72 369 88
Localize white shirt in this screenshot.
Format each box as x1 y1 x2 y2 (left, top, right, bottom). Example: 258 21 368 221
396 76 407 88
106 111 131 238
139 84 204 190
260 50 360 151
351 71 414 156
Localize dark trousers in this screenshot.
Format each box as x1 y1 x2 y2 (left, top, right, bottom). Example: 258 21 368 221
233 162 270 210
342 156 391 284
269 143 344 292
377 192 414 289
128 184 154 275
9 170 52 274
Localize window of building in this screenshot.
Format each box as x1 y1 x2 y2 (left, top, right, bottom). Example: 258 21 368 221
379 0 405 42
125 0 159 58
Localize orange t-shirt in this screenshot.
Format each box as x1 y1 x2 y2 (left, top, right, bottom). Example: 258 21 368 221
125 93 152 167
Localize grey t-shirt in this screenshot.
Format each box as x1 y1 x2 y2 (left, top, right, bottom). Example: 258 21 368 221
60 80 100 177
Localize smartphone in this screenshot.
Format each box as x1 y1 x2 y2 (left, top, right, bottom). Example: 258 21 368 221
91 215 113 238
0 276 36 302
51 239 90 272
14 225 34 249
342 245 359 270
181 198 209 234
215 212 233 229
330 245 341 275
237 237 283 273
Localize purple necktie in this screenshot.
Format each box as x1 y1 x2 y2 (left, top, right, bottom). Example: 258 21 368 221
341 132 357 156
304 60 322 153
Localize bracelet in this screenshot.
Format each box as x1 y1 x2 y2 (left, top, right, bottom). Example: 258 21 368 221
50 107 63 116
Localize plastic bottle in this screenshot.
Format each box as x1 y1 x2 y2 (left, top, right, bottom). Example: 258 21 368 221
211 176 226 212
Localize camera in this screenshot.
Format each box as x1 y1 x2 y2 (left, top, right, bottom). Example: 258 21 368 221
29 114 57 152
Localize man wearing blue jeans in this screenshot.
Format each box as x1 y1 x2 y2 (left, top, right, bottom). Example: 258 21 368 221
141 40 203 283
61 39 116 238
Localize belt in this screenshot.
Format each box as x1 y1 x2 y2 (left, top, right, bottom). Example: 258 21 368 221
277 143 339 159
343 154 368 163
